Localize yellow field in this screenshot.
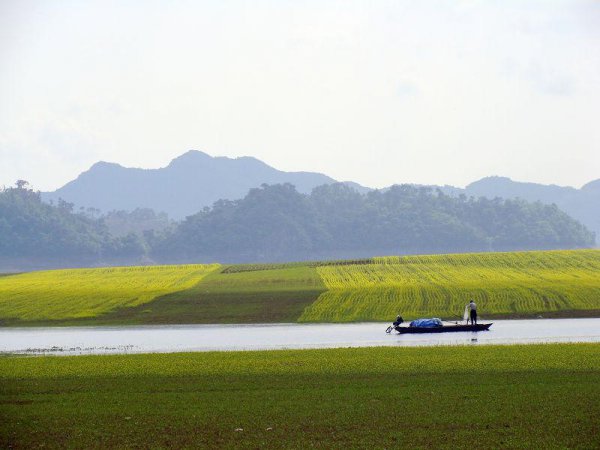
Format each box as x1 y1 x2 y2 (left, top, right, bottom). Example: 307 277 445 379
1 250 599 325
0 264 220 321
299 250 600 321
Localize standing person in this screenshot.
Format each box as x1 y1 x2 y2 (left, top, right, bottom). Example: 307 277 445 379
468 300 477 325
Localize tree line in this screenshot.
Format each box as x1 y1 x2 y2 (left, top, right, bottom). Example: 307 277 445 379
153 183 595 263
0 182 147 270
0 181 595 270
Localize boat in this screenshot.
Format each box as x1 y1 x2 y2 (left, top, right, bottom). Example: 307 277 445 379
392 323 492 334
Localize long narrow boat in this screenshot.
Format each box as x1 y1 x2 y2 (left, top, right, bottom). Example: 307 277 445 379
394 323 492 334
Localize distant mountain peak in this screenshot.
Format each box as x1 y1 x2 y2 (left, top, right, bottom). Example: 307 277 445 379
42 150 350 219
167 150 212 167
582 179 600 191
467 175 585 191
234 155 267 164
89 161 123 171
466 176 514 188
479 175 511 181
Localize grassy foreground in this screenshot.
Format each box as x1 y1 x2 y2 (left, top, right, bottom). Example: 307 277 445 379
1 344 599 449
0 249 599 325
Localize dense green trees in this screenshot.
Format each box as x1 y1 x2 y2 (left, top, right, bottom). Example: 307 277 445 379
154 183 595 263
0 182 595 269
100 208 172 238
0 184 146 269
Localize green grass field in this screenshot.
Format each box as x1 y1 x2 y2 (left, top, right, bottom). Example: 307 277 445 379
0 250 599 325
1 344 599 449
93 264 326 325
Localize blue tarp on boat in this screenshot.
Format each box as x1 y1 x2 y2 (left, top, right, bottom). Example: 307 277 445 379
409 318 443 328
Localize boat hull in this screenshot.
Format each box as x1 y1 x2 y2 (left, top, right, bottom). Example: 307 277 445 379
395 323 492 334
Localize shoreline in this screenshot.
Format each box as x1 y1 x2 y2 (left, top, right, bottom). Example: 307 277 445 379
3 308 600 328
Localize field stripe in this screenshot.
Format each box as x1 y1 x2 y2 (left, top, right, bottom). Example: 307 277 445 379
0 264 221 321
299 250 600 321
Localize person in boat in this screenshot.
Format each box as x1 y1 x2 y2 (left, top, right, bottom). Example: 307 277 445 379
393 315 404 326
467 300 477 325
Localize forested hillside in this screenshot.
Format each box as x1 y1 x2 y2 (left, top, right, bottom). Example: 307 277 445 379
1 181 595 270
464 176 600 241
40 151 599 241
154 183 595 263
0 183 146 270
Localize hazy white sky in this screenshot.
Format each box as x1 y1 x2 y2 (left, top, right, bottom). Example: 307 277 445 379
1 0 599 191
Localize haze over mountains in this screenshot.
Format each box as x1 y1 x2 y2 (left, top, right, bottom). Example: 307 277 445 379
3 181 593 271
43 151 351 219
3 150 596 271
464 177 600 242
42 150 599 241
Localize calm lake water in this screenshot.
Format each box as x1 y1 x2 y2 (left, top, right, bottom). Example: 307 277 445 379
1 318 600 355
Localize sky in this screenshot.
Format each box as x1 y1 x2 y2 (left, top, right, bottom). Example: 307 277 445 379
1 0 599 191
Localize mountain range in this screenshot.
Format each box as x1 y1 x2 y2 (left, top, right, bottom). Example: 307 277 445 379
43 151 367 219
42 150 599 242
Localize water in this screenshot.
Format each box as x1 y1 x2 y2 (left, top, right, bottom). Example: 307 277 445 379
1 318 599 356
